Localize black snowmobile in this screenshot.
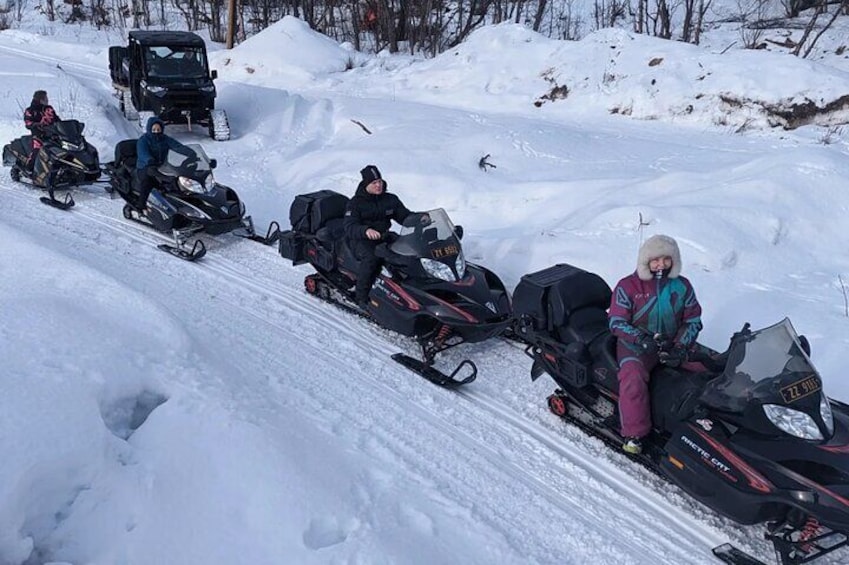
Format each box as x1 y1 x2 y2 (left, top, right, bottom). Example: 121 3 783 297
105 139 278 261
512 263 849 565
278 189 513 387
2 119 101 210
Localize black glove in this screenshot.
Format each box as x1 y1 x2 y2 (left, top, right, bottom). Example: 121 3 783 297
636 333 659 355
659 343 687 367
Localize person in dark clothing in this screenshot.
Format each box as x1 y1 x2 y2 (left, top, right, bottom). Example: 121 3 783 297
134 116 189 211
343 165 416 307
24 90 60 171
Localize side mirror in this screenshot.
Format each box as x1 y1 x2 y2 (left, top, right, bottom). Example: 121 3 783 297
211 69 218 80
799 335 811 357
454 225 463 240
209 159 217 169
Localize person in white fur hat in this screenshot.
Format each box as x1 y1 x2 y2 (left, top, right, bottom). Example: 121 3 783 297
607 234 703 455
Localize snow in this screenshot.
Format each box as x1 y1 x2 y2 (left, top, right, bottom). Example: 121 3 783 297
1 12 849 565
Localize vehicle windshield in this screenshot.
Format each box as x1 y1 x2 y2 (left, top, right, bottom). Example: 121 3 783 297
49 120 85 141
701 318 821 413
159 143 213 183
143 45 208 79
390 208 460 258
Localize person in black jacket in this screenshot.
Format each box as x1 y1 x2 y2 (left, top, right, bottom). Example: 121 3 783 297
344 165 415 307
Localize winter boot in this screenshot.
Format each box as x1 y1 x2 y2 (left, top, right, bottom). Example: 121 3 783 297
622 437 643 455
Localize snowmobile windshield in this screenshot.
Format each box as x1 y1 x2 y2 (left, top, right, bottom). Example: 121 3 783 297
143 46 208 79
159 143 214 189
390 208 468 282
701 318 822 413
51 120 85 141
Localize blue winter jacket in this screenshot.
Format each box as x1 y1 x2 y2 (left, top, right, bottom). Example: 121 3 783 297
136 117 187 170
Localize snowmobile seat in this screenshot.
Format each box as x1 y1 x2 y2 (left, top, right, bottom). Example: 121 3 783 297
557 306 609 345
315 217 345 244
114 139 137 169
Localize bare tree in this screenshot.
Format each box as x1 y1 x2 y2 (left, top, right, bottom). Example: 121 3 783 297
736 0 770 48
798 0 849 57
593 0 628 29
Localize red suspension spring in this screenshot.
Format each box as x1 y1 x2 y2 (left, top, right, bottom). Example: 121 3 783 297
799 516 821 552
436 324 451 343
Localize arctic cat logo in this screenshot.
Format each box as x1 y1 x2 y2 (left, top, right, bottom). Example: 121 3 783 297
374 280 402 306
681 435 732 475
485 301 497 313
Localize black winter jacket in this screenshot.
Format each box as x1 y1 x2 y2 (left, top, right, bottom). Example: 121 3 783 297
343 180 412 241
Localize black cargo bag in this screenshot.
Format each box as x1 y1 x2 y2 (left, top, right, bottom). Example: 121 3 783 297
289 190 349 234
2 143 16 166
513 263 611 332
278 230 306 265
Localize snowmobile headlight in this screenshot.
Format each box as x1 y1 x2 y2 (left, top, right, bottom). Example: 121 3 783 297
178 176 206 193
200 85 216 93
146 84 166 94
763 404 823 441
421 258 455 282
60 140 82 151
821 394 834 435
455 253 466 279
183 206 208 220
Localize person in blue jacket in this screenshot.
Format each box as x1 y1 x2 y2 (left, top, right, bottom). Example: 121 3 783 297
134 116 189 211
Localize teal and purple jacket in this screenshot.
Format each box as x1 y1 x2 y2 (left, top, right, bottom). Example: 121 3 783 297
608 271 703 353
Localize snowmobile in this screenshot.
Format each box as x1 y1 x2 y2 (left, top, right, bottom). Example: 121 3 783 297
512 263 849 565
2 119 101 210
278 189 513 387
104 139 278 261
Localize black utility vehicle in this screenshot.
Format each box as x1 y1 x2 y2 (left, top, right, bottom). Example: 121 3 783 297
109 31 229 141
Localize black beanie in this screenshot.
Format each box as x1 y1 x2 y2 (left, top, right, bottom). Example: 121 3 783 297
33 90 47 104
360 165 382 184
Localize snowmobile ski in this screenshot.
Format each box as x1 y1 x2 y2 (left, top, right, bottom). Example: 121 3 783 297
157 240 206 262
712 544 767 565
40 192 75 210
121 205 206 261
391 353 477 388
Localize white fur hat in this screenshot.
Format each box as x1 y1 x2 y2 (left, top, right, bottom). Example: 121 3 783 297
637 234 681 281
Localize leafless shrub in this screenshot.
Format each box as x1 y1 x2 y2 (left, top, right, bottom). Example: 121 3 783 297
819 124 845 144
736 0 770 48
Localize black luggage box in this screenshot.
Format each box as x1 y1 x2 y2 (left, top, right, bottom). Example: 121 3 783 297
289 190 348 234
513 264 611 332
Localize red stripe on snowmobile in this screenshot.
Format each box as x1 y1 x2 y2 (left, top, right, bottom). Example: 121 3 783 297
784 467 849 509
382 278 422 312
691 426 774 493
820 443 849 454
451 274 476 287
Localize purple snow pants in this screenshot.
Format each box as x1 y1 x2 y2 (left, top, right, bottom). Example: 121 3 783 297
616 341 708 438
616 342 657 439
